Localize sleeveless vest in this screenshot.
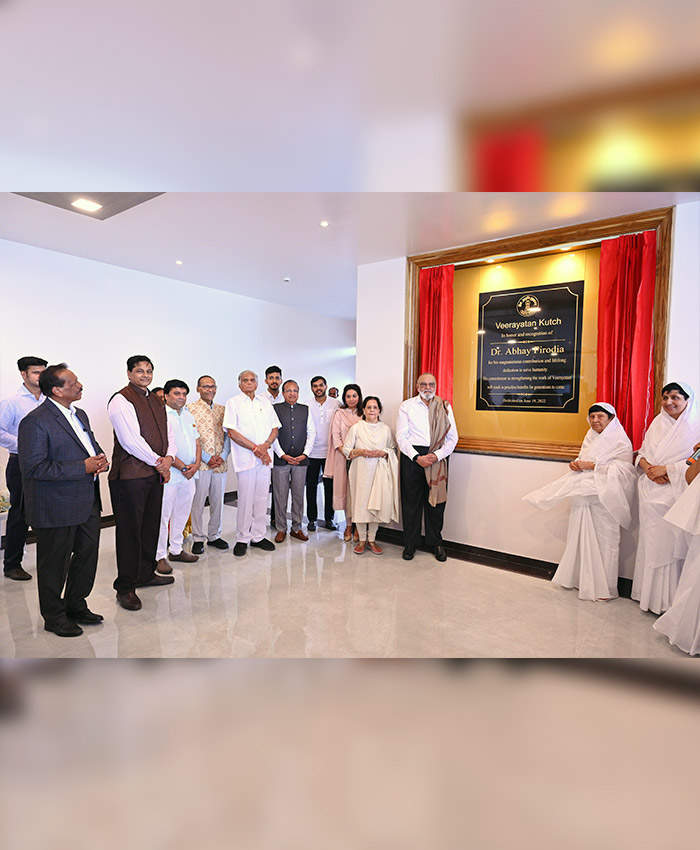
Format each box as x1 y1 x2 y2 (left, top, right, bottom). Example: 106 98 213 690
273 402 310 466
109 384 168 480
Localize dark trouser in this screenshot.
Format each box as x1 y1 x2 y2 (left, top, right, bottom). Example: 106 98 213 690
400 446 447 548
305 457 334 524
35 489 101 628
3 454 29 573
109 474 163 594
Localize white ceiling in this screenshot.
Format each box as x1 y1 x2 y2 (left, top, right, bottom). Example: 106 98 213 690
2 1 700 190
1 192 698 319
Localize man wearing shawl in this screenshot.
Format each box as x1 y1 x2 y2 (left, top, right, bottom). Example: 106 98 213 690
631 382 699 614
396 373 458 562
523 403 635 601
654 445 700 654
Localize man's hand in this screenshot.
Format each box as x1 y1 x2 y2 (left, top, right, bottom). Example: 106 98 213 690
261 453 271 465
161 468 171 483
252 443 269 460
416 452 438 468
569 460 595 471
86 453 109 475
182 465 197 480
646 464 668 483
155 456 173 474
209 455 223 469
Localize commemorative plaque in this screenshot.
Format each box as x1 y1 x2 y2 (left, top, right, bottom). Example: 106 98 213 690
476 280 584 412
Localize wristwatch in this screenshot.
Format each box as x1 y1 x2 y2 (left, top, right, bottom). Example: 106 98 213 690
182 465 189 473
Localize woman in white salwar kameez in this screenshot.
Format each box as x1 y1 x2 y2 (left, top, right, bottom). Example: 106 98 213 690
631 382 700 614
342 396 399 555
654 446 700 654
523 403 635 601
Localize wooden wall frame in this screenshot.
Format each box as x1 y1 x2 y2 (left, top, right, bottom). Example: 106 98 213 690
405 206 674 460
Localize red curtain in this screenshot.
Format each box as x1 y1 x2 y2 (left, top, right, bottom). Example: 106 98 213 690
472 125 545 191
597 231 657 450
419 265 454 404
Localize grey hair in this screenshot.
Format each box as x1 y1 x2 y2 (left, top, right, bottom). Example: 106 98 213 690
238 369 258 382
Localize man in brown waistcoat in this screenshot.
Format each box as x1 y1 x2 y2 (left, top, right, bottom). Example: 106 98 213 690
108 355 176 610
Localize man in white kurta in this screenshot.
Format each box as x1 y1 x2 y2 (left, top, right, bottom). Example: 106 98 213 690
156 380 202 573
523 403 635 601
224 370 281 556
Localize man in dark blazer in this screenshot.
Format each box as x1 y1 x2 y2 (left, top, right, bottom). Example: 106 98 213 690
18 364 109 637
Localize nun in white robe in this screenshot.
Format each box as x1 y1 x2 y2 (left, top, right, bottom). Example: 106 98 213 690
653 459 700 654
631 382 700 614
523 403 635 601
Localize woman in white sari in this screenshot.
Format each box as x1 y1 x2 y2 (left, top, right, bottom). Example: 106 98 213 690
631 382 700 614
342 396 399 555
523 403 635 601
653 443 700 654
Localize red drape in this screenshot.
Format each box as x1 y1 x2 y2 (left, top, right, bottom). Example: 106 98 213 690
597 231 657 450
419 265 454 404
472 125 545 191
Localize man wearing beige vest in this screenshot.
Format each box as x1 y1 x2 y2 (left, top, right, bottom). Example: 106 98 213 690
108 355 176 611
188 375 230 554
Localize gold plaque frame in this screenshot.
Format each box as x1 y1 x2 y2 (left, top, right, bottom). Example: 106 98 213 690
404 206 674 460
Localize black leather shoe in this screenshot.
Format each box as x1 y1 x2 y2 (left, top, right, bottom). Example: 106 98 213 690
250 538 275 551
44 621 83 637
307 521 316 531
434 546 447 562
4 567 32 581
136 574 175 588
116 591 142 610
325 521 338 531
192 542 204 555
402 546 416 560
67 609 104 625
207 538 229 550
233 542 248 557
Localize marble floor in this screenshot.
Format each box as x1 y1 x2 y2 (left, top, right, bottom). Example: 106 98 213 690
0 504 689 658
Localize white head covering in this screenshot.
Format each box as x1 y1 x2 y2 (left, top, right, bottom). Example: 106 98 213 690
639 383 700 465
579 403 633 466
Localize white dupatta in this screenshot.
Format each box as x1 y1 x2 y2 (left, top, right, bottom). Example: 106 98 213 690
523 403 635 528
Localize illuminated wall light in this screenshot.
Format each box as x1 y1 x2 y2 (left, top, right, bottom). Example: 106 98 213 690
71 198 102 213
477 330 486 335
486 258 495 264
320 220 329 227
507 338 516 344
175 260 183 265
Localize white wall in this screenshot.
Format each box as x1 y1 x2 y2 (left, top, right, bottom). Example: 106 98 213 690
0 239 356 512
356 200 700 577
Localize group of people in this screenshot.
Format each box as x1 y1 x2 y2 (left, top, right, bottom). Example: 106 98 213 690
0 355 457 638
524 382 700 655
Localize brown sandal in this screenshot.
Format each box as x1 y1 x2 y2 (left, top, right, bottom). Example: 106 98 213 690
368 542 383 555
352 525 360 543
354 541 366 554
343 527 352 542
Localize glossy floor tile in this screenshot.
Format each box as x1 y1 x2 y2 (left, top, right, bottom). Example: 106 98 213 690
0 505 689 658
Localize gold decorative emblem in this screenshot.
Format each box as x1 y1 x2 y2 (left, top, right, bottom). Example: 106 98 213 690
516 294 540 317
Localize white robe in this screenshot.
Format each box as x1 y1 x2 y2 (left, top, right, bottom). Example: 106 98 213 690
631 387 700 614
523 414 635 601
654 475 700 655
343 421 399 524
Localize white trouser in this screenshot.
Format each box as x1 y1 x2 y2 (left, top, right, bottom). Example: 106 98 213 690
356 522 379 542
157 477 196 559
191 469 226 542
236 464 272 544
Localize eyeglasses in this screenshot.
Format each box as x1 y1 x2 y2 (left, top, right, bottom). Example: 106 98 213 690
199 384 217 390
418 382 436 389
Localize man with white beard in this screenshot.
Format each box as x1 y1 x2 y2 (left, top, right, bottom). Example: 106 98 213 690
396 373 458 562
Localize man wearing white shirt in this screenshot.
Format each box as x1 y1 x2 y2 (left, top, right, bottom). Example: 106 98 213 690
224 370 281 557
18 365 109 636
271 380 315 542
396 373 458 562
304 375 339 531
259 365 284 406
155 380 202 574
108 355 177 611
0 355 47 580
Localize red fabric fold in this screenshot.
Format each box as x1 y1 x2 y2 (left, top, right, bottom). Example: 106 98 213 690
419 265 454 404
597 231 657 450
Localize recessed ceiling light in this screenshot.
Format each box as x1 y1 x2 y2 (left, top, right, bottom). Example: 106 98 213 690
477 330 486 335
175 260 183 265
283 277 291 283
71 198 103 213
320 220 329 227
486 258 495 264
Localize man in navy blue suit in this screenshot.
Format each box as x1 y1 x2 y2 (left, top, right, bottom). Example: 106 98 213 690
18 364 109 637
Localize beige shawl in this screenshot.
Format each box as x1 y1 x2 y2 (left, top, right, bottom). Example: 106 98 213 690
426 396 451 506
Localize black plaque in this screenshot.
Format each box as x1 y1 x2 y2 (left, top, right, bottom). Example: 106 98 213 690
476 280 584 412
